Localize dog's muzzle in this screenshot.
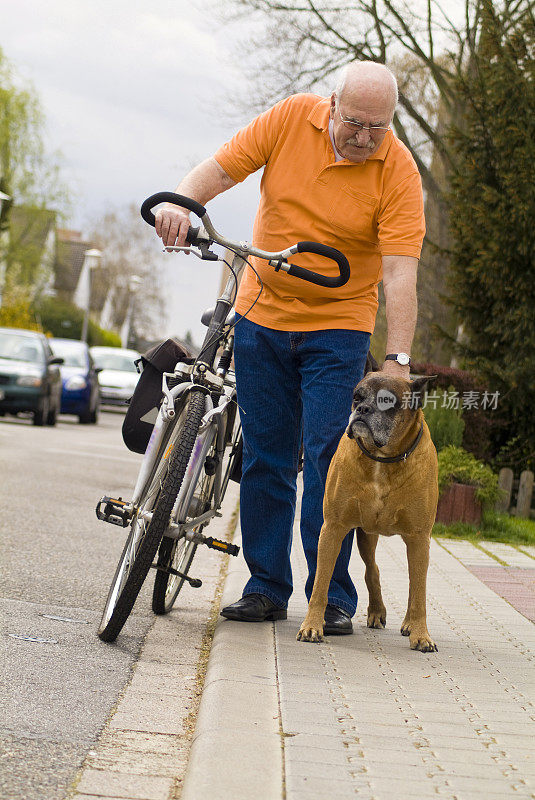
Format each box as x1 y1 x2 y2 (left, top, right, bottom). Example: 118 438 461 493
347 415 383 447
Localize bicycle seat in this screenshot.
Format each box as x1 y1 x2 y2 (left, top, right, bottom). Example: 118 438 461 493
201 307 236 328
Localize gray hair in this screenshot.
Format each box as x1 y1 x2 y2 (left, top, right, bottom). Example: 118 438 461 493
334 62 399 113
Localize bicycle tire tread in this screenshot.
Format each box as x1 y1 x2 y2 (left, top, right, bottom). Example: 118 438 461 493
98 391 206 642
152 540 197 614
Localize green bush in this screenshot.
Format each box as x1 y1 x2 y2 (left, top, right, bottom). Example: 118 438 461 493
88 322 121 347
36 297 84 338
0 273 41 331
423 385 465 451
438 445 501 507
35 297 120 346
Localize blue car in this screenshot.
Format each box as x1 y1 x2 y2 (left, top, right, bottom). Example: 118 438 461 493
49 338 101 424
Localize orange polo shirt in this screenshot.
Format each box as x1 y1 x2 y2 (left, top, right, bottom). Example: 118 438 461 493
214 93 425 333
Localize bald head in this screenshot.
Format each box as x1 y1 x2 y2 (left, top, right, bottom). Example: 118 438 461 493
335 62 398 122
329 61 398 163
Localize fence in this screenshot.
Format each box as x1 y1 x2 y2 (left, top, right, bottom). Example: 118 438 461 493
496 469 535 520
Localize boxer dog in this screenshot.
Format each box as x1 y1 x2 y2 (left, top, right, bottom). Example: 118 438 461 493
297 366 439 652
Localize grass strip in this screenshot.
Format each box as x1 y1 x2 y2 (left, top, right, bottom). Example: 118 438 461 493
433 509 535 547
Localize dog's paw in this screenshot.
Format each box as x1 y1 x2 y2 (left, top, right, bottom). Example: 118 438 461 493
410 633 438 653
400 620 411 636
297 625 324 643
367 607 386 629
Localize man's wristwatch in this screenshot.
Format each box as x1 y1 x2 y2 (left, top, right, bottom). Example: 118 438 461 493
385 352 411 367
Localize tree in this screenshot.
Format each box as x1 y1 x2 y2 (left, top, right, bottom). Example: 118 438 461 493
446 0 535 469
0 47 67 211
87 204 167 342
218 0 531 362
0 47 69 298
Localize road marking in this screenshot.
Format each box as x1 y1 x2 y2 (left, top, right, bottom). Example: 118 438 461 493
8 634 58 644
40 614 89 624
44 447 141 464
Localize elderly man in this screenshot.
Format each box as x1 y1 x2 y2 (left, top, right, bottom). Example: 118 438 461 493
155 61 425 634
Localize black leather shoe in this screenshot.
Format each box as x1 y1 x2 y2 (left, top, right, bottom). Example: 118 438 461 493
323 604 353 635
220 593 287 622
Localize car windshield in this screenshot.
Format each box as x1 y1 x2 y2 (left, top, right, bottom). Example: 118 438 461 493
50 340 87 368
0 332 44 363
93 352 138 372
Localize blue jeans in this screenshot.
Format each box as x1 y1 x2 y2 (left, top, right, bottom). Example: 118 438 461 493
233 315 370 615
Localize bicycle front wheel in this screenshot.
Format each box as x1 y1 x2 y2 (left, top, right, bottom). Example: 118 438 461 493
152 413 220 614
97 390 207 642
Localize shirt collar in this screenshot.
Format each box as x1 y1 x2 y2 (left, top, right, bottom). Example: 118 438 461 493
307 97 392 162
328 118 344 162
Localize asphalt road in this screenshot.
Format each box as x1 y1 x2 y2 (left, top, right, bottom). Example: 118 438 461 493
0 410 158 800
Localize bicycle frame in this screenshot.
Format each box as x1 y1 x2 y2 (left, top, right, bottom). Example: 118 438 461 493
128 249 247 535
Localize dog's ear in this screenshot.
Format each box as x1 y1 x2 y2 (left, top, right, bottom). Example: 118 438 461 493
409 375 438 409
364 351 380 375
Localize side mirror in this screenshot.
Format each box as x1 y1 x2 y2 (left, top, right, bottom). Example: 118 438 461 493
48 356 64 365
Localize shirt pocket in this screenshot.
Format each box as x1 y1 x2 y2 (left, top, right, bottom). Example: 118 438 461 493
328 185 378 241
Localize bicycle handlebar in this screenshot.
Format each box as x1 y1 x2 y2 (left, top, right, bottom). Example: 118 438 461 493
140 192 204 245
140 192 350 288
288 241 349 288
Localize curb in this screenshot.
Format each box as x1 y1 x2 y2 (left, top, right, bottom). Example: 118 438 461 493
67 484 240 800
181 525 284 800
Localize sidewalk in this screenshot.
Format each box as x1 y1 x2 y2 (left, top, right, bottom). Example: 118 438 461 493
182 487 535 800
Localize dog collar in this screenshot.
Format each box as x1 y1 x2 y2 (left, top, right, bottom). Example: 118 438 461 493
355 422 424 464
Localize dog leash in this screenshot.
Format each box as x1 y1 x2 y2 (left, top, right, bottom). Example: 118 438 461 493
355 422 424 464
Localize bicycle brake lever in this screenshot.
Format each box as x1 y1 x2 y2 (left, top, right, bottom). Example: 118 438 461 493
162 245 219 262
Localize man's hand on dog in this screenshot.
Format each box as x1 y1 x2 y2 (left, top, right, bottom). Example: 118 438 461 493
380 361 410 379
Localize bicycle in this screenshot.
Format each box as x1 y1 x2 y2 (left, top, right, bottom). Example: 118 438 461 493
96 191 350 642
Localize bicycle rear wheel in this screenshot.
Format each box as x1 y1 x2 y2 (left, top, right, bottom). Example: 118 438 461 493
97 390 206 642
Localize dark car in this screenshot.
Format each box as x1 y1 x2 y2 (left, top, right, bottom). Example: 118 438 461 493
0 327 63 426
49 338 101 424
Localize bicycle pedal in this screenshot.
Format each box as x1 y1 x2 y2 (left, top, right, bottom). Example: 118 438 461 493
204 536 240 557
96 496 132 528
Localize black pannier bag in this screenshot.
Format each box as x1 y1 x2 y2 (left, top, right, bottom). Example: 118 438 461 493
122 338 193 454
228 434 243 483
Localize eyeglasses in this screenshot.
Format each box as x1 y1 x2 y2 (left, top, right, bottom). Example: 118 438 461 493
338 108 390 134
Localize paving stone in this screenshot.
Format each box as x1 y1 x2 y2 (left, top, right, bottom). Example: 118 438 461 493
284 743 350 766
479 542 535 568
283 733 351 752
76 769 174 799
180 479 535 799
286 773 360 797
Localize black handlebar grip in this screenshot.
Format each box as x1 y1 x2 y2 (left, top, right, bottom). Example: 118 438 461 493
287 241 350 288
140 192 207 227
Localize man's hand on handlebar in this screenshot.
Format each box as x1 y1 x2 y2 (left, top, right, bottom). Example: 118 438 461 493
142 192 350 287
155 204 191 248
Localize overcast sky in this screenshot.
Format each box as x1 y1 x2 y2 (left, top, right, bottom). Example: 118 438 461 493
0 0 262 344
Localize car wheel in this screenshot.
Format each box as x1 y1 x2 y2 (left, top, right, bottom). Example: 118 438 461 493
78 408 91 424
89 402 99 424
33 396 49 426
46 403 58 426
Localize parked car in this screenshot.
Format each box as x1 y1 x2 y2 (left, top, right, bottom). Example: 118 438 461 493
49 338 101 424
0 327 63 426
89 346 141 407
